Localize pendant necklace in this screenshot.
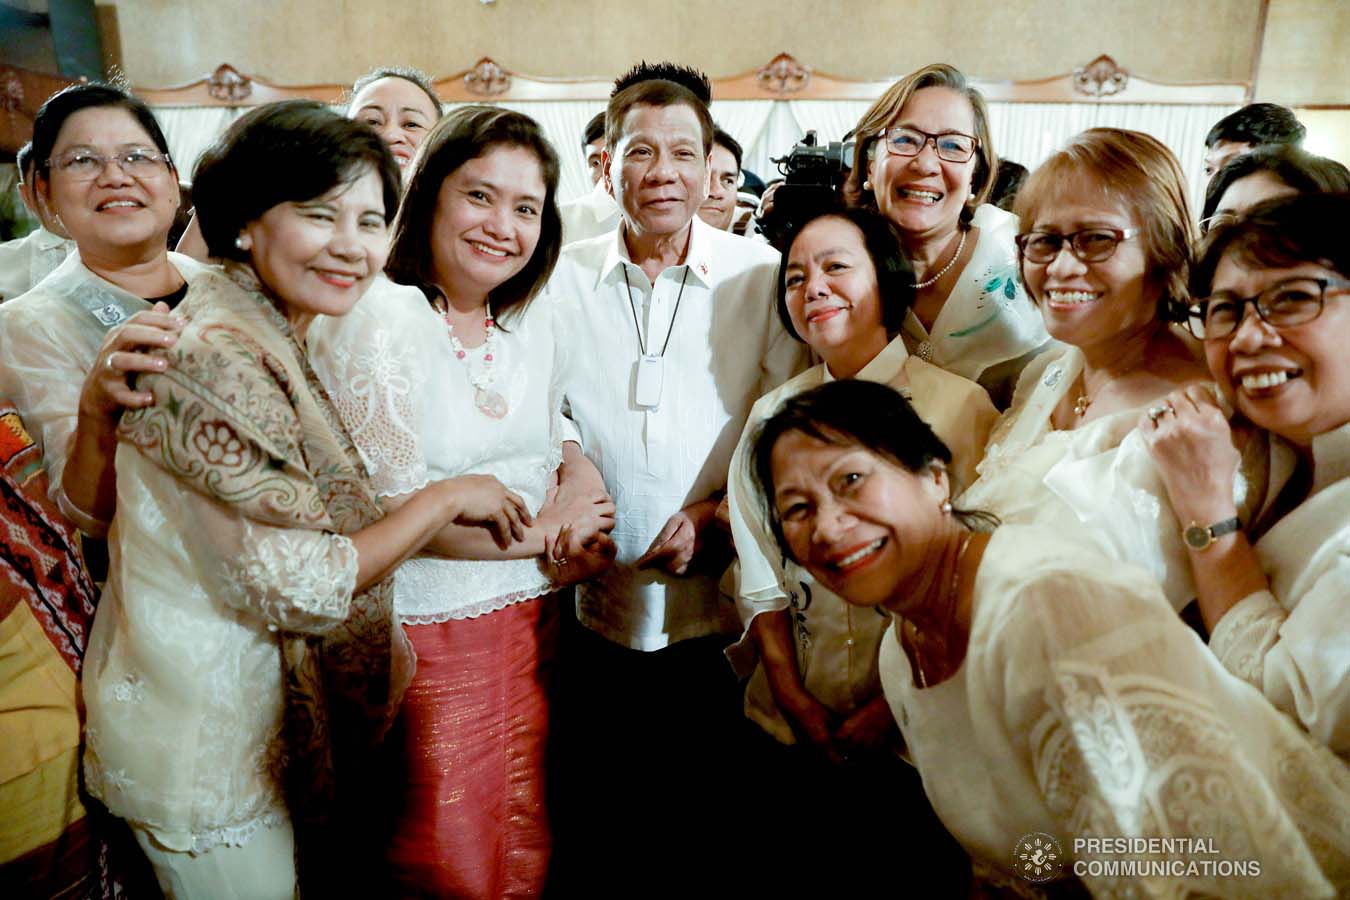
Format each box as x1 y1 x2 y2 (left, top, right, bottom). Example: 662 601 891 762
904 531 972 689
439 299 509 419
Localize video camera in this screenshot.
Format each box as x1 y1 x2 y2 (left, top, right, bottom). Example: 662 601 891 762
755 130 856 250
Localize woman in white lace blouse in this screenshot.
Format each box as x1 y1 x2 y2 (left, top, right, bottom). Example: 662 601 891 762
83 103 532 898
309 106 614 898
1147 193 1350 758
958 128 1219 611
749 379 1350 896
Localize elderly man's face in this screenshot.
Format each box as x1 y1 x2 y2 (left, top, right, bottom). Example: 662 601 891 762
605 102 708 239
1204 139 1252 179
698 142 740 231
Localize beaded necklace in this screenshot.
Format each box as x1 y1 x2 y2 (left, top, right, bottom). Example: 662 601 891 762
439 300 508 419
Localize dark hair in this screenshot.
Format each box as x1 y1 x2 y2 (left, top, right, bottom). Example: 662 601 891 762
1205 103 1305 150
193 100 401 263
582 111 605 148
606 77 714 155
611 62 712 104
1200 144 1350 229
1192 192 1350 300
31 83 172 180
990 159 1028 212
712 126 743 171
387 105 562 326
347 66 442 119
775 205 914 341
844 63 998 221
749 380 996 557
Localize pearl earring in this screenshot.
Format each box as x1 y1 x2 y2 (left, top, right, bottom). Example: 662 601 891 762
940 500 953 514
862 180 872 191
235 235 249 251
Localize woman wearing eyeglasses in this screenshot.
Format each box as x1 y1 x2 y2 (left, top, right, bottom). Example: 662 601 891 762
1146 193 1350 757
958 128 1223 611
843 64 1047 408
0 84 210 538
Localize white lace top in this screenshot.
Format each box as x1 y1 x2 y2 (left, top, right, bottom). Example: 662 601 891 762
960 343 1218 611
308 276 565 622
0 249 212 534
880 525 1350 896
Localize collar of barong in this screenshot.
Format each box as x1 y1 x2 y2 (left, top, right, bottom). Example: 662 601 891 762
116 263 412 888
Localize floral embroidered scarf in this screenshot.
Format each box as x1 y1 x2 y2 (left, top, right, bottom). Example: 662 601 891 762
118 266 412 892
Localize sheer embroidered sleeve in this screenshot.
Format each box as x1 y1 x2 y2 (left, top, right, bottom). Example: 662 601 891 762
974 540 1350 896
308 287 432 499
1211 554 1350 757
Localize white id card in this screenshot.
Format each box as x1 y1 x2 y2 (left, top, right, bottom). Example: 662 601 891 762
634 354 664 409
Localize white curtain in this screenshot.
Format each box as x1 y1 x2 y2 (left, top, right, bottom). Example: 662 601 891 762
986 102 1239 209
152 107 247 182
493 100 606 204
708 99 777 184
151 99 1237 211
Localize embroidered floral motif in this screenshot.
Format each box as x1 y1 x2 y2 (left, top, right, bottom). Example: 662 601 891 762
111 672 146 703
193 420 247 468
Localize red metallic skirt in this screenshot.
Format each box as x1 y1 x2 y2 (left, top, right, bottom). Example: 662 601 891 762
386 595 557 898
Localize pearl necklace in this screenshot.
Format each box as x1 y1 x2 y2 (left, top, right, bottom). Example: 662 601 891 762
439 302 509 419
911 228 967 290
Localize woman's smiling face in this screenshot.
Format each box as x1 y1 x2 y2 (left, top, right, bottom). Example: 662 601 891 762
867 86 977 245
771 429 949 611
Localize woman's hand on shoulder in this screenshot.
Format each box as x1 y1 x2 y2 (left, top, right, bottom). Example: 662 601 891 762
80 301 185 420
1140 383 1241 522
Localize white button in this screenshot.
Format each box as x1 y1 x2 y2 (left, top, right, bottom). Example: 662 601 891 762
845 638 855 647
267 624 278 633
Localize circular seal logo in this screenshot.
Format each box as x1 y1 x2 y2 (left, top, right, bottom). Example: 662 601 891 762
1012 832 1064 883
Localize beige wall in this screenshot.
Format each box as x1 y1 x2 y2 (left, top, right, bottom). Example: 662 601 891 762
109 0 1290 93
1257 0 1350 105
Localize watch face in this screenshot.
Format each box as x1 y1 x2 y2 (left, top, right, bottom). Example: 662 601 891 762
1184 524 1210 550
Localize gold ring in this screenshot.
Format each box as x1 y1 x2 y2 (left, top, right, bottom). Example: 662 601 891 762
1148 405 1167 424
554 557 568 567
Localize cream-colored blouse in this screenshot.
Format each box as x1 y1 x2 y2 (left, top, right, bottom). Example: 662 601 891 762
881 524 1350 896
727 336 998 742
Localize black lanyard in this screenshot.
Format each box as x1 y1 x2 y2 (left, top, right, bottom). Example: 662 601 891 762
621 264 690 358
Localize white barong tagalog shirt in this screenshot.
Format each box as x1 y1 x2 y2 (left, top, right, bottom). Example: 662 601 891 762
545 215 807 651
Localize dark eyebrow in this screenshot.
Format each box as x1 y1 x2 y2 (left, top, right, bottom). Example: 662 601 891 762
464 177 544 206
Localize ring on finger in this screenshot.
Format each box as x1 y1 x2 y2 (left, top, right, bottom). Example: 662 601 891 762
554 556 568 566
1147 405 1167 424
106 352 117 372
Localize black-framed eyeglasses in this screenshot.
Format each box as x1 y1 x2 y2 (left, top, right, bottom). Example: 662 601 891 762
46 147 172 182
1185 276 1350 340
877 126 979 163
1015 227 1141 265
